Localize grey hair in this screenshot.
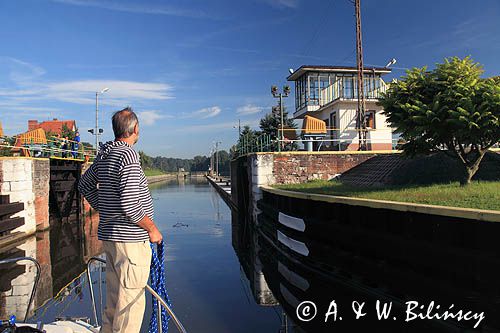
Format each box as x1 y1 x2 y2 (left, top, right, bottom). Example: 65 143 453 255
112 107 139 139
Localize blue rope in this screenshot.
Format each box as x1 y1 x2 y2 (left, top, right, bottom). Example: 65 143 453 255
149 241 171 333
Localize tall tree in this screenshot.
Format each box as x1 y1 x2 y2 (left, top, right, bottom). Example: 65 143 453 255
259 104 297 151
259 104 296 140
379 57 500 185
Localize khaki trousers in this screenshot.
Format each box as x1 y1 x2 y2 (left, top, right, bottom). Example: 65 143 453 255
101 241 152 333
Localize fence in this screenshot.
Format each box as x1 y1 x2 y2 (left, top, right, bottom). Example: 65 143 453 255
233 133 275 157
233 128 399 158
0 135 97 161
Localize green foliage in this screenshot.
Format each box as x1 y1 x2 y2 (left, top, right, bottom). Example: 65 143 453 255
379 56 500 184
139 151 153 169
61 123 76 139
259 104 297 140
234 104 299 156
138 150 231 175
143 168 165 176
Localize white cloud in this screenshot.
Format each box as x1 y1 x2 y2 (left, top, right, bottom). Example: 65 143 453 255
137 110 170 126
236 104 263 115
0 78 173 106
44 80 173 104
193 106 221 119
50 0 210 19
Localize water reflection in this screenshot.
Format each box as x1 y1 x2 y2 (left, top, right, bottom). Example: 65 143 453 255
1 177 285 332
233 202 499 332
0 204 102 322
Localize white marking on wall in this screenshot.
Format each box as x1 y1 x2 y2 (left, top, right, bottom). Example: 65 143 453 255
278 261 310 291
278 212 306 232
277 230 309 256
280 283 300 309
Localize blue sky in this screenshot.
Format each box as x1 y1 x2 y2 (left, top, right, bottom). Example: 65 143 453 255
1 0 499 158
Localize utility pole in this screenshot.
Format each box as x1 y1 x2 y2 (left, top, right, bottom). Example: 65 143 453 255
355 0 367 151
95 92 99 150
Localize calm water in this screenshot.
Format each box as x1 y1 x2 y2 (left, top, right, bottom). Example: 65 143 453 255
0 178 285 332
2 178 490 332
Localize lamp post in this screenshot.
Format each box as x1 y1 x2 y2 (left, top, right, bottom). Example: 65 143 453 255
233 119 241 136
209 147 215 177
214 141 221 177
94 87 109 150
271 85 290 150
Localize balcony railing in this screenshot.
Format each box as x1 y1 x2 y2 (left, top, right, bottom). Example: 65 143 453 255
319 77 388 106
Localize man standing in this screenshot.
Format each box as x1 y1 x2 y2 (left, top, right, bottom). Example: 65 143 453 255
72 131 80 158
78 107 162 333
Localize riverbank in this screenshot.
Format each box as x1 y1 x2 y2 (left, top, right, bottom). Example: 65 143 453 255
146 174 179 184
275 180 500 211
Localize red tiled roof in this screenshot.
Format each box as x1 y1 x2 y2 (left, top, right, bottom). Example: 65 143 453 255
28 119 76 135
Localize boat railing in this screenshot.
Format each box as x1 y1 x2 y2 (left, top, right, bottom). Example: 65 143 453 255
86 256 187 333
0 257 41 323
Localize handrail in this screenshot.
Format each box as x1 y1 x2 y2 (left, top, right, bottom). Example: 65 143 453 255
0 257 41 322
86 256 187 333
1 134 97 160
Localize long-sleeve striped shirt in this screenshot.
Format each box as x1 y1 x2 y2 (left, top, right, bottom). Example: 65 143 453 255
78 140 153 242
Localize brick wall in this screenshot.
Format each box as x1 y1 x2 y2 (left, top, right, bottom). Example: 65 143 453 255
272 152 380 184
32 159 49 230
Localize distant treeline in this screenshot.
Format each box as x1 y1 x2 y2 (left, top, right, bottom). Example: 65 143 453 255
138 150 231 175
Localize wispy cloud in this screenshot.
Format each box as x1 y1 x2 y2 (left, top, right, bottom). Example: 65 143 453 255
261 0 299 9
137 110 170 126
0 56 46 85
181 118 260 133
49 0 211 19
192 106 221 119
44 80 173 105
407 17 500 53
236 104 263 115
0 56 175 127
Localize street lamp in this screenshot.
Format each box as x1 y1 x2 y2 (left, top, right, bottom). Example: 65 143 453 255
233 119 241 136
214 141 221 177
89 87 110 151
271 85 290 149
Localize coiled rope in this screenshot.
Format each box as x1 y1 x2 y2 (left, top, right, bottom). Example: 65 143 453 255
149 241 171 333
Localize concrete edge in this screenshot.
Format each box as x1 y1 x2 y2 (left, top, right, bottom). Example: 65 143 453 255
261 185 500 223
206 176 237 211
255 150 401 155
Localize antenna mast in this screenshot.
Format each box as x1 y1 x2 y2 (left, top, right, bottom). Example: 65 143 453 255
355 0 367 150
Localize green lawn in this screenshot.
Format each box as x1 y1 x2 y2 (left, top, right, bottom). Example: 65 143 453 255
275 180 500 211
144 168 165 177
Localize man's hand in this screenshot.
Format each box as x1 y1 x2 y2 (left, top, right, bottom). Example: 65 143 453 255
137 215 163 244
148 226 163 244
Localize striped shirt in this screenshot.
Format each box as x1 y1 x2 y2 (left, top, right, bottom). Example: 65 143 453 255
78 140 153 242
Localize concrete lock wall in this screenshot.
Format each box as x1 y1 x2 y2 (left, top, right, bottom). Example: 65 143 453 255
232 152 389 226
0 157 50 235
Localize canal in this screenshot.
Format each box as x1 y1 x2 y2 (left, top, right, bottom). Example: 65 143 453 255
1 177 495 332
1 178 284 332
